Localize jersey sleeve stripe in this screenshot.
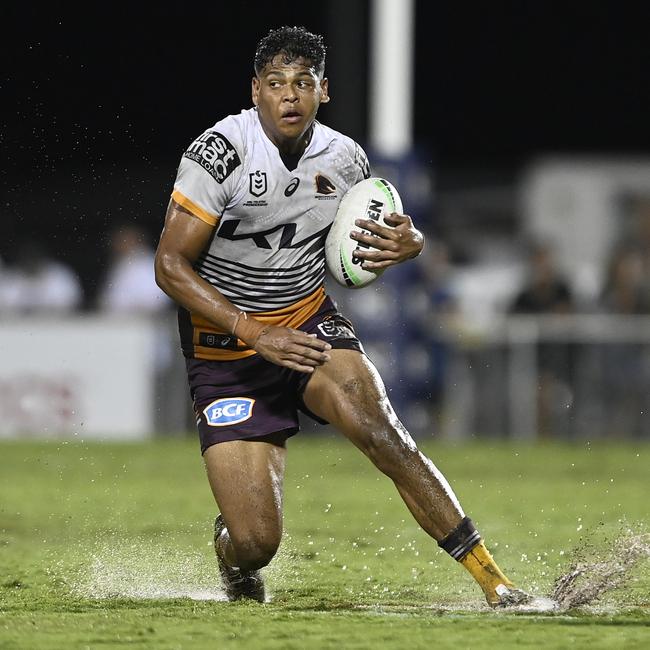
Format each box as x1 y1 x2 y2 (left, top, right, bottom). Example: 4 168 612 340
171 189 220 226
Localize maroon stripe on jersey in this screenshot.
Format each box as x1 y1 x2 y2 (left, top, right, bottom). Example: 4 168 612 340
200 251 323 273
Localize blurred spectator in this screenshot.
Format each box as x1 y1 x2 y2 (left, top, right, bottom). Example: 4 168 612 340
509 240 575 437
510 240 573 314
599 244 649 314
0 241 83 314
597 244 650 438
98 223 171 314
620 194 650 309
97 224 175 396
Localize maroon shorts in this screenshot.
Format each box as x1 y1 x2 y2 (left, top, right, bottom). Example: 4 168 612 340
185 297 363 453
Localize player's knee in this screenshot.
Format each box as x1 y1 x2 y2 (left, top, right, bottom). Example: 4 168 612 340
235 532 281 571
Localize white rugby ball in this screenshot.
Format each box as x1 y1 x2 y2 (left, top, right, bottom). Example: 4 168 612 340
325 177 403 288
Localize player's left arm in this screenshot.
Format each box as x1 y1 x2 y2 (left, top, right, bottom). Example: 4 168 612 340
350 213 424 271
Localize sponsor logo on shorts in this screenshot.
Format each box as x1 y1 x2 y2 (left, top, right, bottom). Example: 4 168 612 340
203 397 255 427
183 131 241 184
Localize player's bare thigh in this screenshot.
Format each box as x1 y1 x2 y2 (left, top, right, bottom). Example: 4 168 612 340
302 348 416 459
203 436 286 559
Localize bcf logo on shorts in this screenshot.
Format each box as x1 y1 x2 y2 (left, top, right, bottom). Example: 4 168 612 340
203 397 255 427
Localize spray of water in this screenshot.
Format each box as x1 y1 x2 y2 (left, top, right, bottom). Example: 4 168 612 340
354 525 650 615
549 528 650 611
70 534 227 601
65 525 649 614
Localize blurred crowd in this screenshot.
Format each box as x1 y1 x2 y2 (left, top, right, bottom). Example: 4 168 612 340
2 193 648 439
510 197 650 317
0 224 171 317
3 197 648 320
332 192 650 439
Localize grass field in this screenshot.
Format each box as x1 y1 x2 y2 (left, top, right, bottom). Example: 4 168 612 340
1 433 649 649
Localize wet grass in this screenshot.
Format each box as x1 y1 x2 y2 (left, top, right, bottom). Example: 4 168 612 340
1 434 649 649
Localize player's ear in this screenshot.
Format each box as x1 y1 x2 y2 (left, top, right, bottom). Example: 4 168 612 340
320 77 330 104
251 77 260 106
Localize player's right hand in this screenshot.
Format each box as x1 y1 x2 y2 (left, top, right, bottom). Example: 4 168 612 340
253 326 332 373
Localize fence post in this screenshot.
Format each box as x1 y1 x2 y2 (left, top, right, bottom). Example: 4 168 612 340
506 318 539 440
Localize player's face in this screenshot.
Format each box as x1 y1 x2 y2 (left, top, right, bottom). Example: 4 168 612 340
252 56 330 152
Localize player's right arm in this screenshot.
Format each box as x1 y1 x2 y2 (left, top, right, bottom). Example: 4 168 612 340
154 199 331 373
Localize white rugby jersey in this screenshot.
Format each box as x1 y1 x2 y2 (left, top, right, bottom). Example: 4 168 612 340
171 107 370 360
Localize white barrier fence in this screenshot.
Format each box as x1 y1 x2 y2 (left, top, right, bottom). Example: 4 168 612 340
442 315 650 440
2 313 648 441
0 314 186 440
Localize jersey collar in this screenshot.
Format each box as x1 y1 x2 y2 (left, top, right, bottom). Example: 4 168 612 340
252 108 334 161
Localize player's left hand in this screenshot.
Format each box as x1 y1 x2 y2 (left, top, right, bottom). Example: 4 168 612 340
350 213 424 271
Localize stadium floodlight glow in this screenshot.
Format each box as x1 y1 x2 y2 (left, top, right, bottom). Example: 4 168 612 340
369 0 414 157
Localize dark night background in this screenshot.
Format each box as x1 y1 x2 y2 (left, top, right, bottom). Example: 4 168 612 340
2 1 648 306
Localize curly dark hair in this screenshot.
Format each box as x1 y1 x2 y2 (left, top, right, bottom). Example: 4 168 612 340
254 26 326 78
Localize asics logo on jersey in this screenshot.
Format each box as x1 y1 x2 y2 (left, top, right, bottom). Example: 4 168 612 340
284 177 300 197
203 397 255 427
218 219 331 253
315 173 336 195
183 131 241 184
249 170 268 197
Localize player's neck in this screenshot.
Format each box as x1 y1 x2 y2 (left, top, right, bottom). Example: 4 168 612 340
261 122 314 156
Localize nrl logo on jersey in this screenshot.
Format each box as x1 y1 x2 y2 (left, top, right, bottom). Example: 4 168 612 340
184 131 241 184
249 170 268 197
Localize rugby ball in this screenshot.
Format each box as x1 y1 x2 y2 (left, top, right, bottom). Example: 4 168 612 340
325 177 403 288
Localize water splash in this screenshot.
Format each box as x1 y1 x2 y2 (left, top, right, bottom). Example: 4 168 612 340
70 536 227 601
354 526 650 615
64 525 649 612
550 529 650 610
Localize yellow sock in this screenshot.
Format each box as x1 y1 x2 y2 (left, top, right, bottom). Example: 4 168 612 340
459 541 513 602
